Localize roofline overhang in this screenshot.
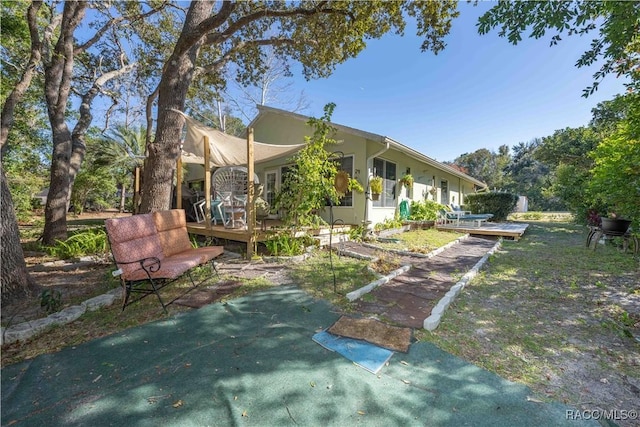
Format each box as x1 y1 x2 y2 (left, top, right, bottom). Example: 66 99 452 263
251 105 487 189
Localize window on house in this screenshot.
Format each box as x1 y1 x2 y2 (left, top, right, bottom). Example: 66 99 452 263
373 158 396 207
264 170 278 212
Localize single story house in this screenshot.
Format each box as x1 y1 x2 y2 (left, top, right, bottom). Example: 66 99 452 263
182 105 487 228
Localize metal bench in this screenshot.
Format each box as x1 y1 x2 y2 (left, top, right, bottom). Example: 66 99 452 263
105 209 224 312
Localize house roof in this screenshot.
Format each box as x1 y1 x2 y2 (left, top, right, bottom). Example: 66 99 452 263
249 105 487 188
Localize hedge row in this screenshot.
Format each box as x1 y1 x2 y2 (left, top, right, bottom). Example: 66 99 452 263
463 192 518 222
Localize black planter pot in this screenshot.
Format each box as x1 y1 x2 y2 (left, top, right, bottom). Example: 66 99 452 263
601 218 631 234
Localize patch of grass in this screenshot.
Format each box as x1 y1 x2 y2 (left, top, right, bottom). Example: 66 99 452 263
373 229 464 253
417 221 639 407
508 211 574 222
287 250 376 309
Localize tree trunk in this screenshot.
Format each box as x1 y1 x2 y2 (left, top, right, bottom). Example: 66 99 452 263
43 118 73 245
1 165 39 305
41 2 87 245
120 182 126 212
139 1 215 213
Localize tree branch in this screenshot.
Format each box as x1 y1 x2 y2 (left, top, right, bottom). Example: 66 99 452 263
194 37 295 78
75 1 170 54
203 3 348 46
146 84 160 146
1 1 43 151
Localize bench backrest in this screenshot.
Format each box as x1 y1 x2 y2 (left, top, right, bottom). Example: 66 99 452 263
152 210 193 257
105 214 165 277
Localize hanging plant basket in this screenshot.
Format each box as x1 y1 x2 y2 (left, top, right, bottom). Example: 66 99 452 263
334 170 350 194
371 193 380 201
399 174 413 188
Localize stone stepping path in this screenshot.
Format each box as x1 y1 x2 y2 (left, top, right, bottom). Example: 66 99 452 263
342 236 497 328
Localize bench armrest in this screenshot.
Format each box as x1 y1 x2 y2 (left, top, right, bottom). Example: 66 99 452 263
113 256 162 276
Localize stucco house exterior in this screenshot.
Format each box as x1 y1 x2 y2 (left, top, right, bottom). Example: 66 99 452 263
245 105 487 227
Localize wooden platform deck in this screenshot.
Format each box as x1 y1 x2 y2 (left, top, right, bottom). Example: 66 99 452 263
186 221 353 256
436 221 529 241
186 222 267 241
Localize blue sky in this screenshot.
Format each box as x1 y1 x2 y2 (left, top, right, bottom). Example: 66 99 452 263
280 2 627 162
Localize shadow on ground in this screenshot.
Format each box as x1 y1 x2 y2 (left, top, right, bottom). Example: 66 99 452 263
2 286 597 427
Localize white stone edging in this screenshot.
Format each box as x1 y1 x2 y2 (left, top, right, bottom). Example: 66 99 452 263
423 239 502 331
1 287 122 346
346 264 411 301
344 234 470 302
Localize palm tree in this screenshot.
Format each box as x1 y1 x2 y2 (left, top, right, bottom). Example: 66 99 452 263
95 125 147 213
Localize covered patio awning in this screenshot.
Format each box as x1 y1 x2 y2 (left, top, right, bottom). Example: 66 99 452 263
172 109 306 259
174 110 305 167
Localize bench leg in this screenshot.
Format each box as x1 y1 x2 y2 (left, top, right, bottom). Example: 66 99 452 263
121 278 169 314
148 278 169 314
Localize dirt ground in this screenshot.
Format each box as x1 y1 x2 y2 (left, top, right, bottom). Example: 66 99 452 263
4 215 639 427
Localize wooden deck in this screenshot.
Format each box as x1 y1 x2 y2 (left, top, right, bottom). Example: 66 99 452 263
186 221 353 256
187 222 267 241
436 221 529 241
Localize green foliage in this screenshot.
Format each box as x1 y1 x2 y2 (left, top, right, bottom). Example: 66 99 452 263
348 178 364 194
452 146 511 189
399 174 414 188
46 228 109 259
369 176 383 194
40 289 63 315
275 103 342 227
503 139 562 211
588 122 640 230
263 232 311 257
464 192 518 221
408 200 445 221
2 1 50 221
347 224 366 242
374 216 404 232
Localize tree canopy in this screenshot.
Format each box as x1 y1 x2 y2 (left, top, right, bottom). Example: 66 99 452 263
139 0 461 213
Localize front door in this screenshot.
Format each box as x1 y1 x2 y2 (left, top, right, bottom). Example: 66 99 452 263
440 179 449 205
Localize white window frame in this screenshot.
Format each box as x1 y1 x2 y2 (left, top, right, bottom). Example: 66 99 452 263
373 158 397 208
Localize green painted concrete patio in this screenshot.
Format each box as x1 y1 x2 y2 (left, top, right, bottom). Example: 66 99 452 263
2 286 598 427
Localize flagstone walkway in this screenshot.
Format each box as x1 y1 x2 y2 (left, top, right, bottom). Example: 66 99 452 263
338 236 498 328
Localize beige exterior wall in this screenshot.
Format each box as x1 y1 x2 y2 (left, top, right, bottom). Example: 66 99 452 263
253 114 370 226
182 110 483 227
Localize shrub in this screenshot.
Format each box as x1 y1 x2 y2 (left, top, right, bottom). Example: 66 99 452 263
264 232 314 256
46 227 109 259
408 200 445 221
464 192 518 221
374 216 403 231
40 289 63 314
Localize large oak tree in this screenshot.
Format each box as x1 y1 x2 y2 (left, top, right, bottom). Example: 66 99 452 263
139 1 460 212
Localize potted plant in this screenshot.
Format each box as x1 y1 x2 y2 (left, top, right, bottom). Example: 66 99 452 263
334 170 350 194
399 174 413 189
601 211 631 234
369 176 383 201
334 170 364 195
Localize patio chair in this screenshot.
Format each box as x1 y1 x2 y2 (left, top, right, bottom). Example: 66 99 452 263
194 197 227 225
212 166 259 229
439 208 493 227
